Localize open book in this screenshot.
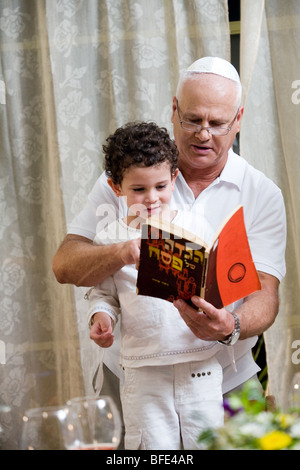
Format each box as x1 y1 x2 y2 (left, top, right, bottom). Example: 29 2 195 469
136 206 261 309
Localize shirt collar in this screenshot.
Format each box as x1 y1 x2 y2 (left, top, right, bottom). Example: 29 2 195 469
218 148 245 191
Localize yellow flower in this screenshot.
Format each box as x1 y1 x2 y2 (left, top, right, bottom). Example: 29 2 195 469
259 430 292 450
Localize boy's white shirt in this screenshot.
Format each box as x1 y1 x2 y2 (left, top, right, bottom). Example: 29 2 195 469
87 211 224 364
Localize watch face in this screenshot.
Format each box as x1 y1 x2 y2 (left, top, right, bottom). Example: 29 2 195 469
218 312 240 346
229 331 240 345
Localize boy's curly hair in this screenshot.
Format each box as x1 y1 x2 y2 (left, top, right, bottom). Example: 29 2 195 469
103 121 178 185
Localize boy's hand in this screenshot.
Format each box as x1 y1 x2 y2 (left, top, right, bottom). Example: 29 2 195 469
90 312 114 348
119 238 141 267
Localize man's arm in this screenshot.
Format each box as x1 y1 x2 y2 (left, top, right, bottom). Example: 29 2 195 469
231 272 279 339
52 234 140 286
174 272 279 341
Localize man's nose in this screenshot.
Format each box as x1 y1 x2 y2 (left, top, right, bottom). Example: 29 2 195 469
194 127 211 140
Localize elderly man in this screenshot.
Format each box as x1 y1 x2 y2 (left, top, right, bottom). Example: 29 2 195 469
53 57 286 396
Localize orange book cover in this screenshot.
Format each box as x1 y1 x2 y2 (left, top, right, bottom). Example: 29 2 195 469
136 206 261 308
204 206 261 308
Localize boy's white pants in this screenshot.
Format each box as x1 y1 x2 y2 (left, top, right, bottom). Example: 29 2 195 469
120 356 224 450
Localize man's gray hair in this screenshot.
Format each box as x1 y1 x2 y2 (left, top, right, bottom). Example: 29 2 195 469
176 57 242 106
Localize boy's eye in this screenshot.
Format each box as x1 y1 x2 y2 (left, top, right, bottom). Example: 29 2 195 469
132 184 167 192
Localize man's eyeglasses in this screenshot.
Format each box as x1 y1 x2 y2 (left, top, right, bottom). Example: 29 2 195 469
176 99 239 136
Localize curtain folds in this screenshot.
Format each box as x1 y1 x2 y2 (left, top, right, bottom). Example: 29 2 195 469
240 0 300 409
0 0 230 449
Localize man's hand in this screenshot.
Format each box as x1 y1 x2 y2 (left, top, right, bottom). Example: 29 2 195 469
174 297 235 341
90 312 114 348
174 272 280 341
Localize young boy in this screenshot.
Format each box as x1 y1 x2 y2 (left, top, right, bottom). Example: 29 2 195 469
87 121 224 450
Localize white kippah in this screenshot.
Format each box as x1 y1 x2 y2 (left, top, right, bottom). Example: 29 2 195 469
187 57 240 84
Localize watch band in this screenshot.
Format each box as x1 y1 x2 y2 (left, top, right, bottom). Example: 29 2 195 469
218 312 240 346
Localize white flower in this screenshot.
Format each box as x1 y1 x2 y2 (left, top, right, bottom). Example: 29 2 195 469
19 175 43 205
132 35 167 69
0 201 18 240
58 90 91 129
255 411 274 425
96 70 127 99
1 260 25 296
57 0 84 18
0 7 30 39
239 422 266 438
54 20 78 57
0 297 21 335
290 421 300 438
291 441 300 450
57 130 70 162
73 150 96 187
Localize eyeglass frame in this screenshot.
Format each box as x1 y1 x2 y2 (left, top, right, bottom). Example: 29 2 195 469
176 98 240 136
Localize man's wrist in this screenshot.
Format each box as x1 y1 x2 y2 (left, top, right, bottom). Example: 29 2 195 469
218 312 240 346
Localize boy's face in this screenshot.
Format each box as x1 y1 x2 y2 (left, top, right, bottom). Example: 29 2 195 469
108 162 178 220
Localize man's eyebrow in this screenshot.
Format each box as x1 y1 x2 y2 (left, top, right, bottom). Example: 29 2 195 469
184 110 228 123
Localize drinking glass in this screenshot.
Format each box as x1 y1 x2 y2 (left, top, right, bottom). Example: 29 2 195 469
67 395 121 450
20 405 81 450
0 404 12 449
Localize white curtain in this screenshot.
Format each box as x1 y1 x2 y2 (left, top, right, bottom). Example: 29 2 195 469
240 0 300 409
0 0 230 449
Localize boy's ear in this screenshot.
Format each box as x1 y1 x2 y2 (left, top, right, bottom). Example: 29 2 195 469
173 168 179 179
171 169 179 189
107 178 123 197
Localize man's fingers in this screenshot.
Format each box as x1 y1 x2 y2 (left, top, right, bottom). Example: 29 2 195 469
174 299 204 332
190 297 219 319
174 297 215 321
174 297 231 341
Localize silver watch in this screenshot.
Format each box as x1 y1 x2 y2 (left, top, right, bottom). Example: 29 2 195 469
218 312 240 346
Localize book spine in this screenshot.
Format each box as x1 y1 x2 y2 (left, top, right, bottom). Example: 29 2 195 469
201 254 208 298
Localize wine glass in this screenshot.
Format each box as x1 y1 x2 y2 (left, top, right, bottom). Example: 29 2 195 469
67 395 121 450
20 405 81 450
0 404 12 450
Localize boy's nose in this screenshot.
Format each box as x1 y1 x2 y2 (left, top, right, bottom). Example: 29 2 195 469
145 190 158 203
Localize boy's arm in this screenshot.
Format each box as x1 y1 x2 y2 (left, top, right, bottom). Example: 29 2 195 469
89 311 115 348
86 269 121 349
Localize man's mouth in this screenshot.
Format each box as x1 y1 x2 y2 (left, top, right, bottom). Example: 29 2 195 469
192 144 212 153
